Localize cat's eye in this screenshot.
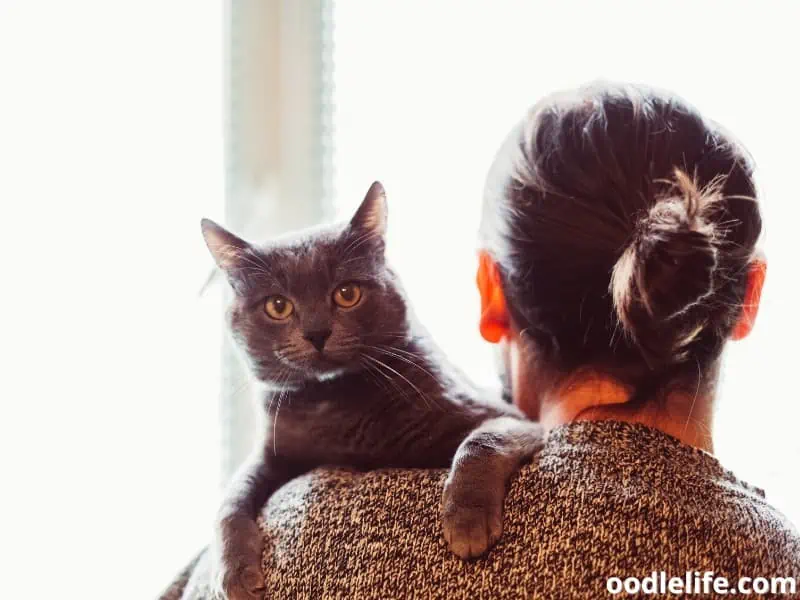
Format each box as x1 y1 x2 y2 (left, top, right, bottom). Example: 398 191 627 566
332 283 362 309
264 295 294 320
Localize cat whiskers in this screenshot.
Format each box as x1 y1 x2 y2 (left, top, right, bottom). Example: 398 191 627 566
266 368 292 456
273 347 306 367
272 386 288 456
358 358 395 400
359 356 412 405
264 370 284 419
226 375 255 404
360 353 441 412
366 345 440 385
361 346 447 412
370 345 450 412
360 331 414 344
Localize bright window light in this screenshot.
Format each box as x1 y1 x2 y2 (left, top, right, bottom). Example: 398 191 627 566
0 2 224 598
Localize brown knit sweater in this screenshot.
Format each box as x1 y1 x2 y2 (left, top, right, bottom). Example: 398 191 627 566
167 421 800 599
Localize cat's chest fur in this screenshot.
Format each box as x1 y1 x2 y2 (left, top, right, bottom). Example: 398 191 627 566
260 357 503 469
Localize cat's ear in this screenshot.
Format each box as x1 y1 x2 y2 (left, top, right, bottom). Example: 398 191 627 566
201 218 251 273
349 181 388 240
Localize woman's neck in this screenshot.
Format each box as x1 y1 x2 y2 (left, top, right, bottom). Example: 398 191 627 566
538 376 716 453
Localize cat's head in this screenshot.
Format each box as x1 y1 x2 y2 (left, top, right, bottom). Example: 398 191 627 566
201 182 408 387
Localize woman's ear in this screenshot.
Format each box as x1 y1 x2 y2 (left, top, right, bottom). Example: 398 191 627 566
477 251 510 343
731 257 767 341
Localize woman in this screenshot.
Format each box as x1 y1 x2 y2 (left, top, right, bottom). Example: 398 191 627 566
167 82 800 599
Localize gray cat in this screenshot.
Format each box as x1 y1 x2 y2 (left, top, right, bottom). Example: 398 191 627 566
176 183 543 600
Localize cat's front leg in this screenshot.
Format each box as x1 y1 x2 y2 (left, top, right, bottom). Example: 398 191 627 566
210 451 296 600
211 512 265 600
441 416 545 559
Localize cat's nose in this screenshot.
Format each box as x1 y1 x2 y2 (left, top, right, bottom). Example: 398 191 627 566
303 329 332 352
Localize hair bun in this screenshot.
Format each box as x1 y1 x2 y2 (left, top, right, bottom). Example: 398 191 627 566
612 169 723 366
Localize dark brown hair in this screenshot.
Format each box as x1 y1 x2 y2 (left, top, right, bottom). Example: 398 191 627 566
481 82 762 403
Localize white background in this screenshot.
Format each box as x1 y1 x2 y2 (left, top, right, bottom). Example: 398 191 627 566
0 2 224 597
0 2 798 599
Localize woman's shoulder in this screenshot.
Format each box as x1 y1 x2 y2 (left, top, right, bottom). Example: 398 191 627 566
259 422 800 598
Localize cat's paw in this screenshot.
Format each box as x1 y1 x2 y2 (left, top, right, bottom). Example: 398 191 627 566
441 482 504 560
211 515 266 600
216 566 264 600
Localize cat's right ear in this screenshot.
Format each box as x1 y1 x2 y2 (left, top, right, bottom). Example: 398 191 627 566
201 218 251 274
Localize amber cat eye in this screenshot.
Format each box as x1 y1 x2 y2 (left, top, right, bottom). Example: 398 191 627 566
264 295 294 320
332 283 362 308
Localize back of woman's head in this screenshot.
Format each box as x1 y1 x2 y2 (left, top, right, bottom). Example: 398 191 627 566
481 82 762 401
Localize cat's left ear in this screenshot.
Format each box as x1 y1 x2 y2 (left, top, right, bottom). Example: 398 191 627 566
349 181 388 241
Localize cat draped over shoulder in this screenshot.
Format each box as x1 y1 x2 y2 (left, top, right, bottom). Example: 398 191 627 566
167 183 544 600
